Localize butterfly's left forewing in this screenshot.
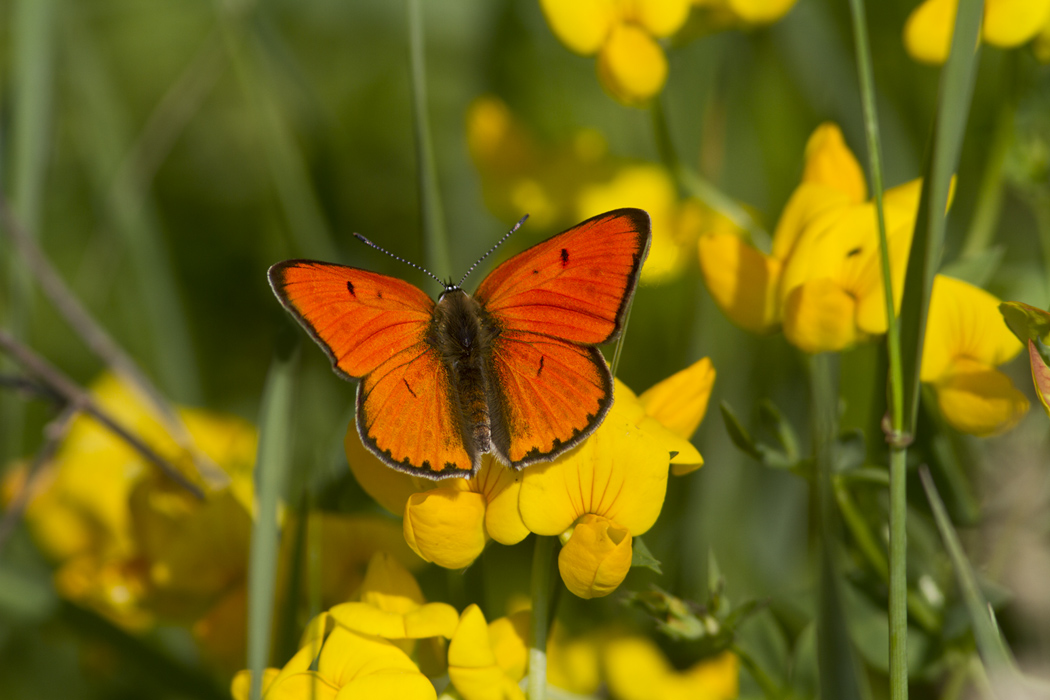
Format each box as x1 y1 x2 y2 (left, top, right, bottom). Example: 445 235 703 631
475 209 651 466
269 260 474 477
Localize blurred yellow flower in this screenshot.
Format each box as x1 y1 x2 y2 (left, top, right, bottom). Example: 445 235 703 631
691 0 799 27
329 551 459 643
699 122 929 354
604 636 739 700
518 397 670 598
539 0 690 105
16 373 258 670
232 614 436 700
447 604 527 700
921 275 1028 436
904 0 1050 64
576 164 715 284
402 457 529 570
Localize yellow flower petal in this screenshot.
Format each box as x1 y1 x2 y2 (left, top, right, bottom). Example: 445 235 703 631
268 673 340 700
448 605 526 700
558 514 633 599
904 0 957 64
983 0 1050 48
921 275 1024 383
770 182 854 264
231 668 280 700
698 231 782 333
801 123 867 203
933 359 1030 436
518 401 669 537
782 278 860 353
403 486 488 569
472 458 530 546
547 624 601 695
639 357 716 441
539 0 617 55
597 23 668 105
725 0 799 24
489 610 530 681
317 626 433 695
605 636 740 700
632 0 693 37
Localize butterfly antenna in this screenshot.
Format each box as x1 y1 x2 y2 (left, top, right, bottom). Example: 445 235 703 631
458 214 529 287
353 232 445 287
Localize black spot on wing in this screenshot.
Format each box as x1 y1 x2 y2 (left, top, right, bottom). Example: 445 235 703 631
560 248 569 267
403 378 417 398
537 355 544 376
347 280 356 297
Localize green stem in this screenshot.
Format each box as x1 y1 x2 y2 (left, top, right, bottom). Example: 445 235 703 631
731 644 783 699
960 103 1013 259
650 99 769 248
528 536 556 700
406 0 451 280
809 353 867 700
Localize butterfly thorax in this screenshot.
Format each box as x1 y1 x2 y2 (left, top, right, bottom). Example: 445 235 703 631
429 288 505 464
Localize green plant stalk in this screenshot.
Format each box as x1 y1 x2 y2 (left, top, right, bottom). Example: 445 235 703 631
248 352 298 700
833 475 939 633
960 102 1013 259
528 536 556 700
650 99 769 247
844 4 909 690
809 353 867 700
407 0 451 280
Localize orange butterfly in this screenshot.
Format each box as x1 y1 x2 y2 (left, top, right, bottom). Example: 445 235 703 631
268 208 651 479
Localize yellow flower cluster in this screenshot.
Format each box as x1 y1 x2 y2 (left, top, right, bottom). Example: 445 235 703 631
468 95 733 285
233 552 740 700
348 358 715 599
698 122 1029 435
539 0 799 104
904 0 1050 64
5 374 421 672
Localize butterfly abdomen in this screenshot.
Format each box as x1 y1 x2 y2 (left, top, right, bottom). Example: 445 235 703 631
431 289 503 464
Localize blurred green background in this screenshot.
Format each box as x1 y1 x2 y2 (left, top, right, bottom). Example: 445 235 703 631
2 0 1049 697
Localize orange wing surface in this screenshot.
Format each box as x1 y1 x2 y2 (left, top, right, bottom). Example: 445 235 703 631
475 209 651 466
474 208 651 344
268 261 474 477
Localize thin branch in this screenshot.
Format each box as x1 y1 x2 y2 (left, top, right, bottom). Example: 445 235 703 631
0 373 62 403
0 404 77 553
0 192 227 489
0 329 204 499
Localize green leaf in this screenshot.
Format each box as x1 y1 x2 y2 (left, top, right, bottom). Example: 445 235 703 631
719 401 763 461
757 399 800 462
631 536 663 575
999 301 1050 344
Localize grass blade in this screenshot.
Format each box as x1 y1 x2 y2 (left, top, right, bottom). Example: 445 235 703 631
899 0 985 433
248 347 298 700
406 0 451 279
918 467 1017 679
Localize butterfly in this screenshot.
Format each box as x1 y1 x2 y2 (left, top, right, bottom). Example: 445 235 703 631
268 208 651 479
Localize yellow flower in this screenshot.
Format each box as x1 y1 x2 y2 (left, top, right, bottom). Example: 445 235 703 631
401 457 529 570
699 122 928 354
691 0 799 27
518 397 670 598
904 0 1050 64
604 635 739 700
232 614 436 700
17 373 258 668
329 552 459 643
618 357 715 475
921 275 1028 436
576 164 716 284
539 0 691 105
447 604 527 700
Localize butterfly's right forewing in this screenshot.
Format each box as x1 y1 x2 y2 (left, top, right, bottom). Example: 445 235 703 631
268 260 474 477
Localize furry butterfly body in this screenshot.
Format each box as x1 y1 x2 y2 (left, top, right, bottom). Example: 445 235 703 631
268 208 651 478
